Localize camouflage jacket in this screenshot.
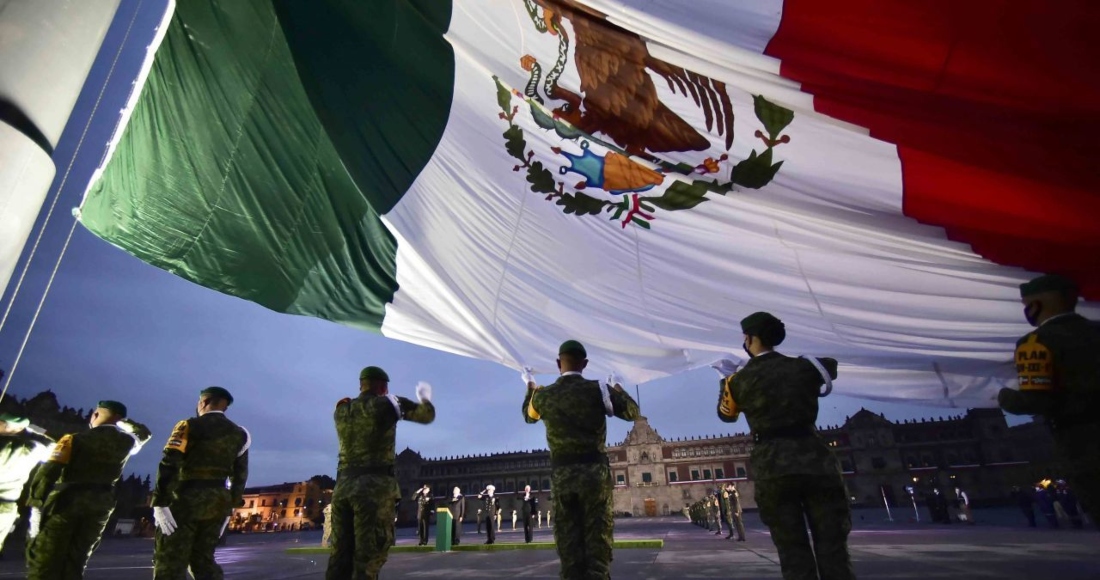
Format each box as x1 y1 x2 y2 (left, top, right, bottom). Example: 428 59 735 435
335 391 435 473
152 411 249 508
718 352 840 480
999 314 1100 423
27 419 151 508
522 373 639 463
0 431 53 501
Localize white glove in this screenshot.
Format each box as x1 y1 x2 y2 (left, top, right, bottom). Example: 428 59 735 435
219 517 230 537
154 506 178 536
606 372 625 387
710 359 740 378
415 381 432 403
116 419 135 434
521 366 536 386
27 508 41 539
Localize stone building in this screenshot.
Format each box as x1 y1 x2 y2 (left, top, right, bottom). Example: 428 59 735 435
231 480 331 532
394 408 1047 521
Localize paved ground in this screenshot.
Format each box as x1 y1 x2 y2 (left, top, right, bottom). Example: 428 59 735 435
1 509 1096 578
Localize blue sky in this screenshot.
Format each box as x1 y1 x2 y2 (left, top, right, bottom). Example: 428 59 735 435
0 0 1024 487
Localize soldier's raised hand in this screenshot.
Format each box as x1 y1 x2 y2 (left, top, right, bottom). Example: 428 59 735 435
606 372 626 388
710 359 740 378
415 381 433 403
521 366 536 387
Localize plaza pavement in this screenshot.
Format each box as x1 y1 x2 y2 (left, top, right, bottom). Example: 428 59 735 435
1 508 1096 578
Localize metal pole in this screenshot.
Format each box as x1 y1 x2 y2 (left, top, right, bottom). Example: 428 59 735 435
910 492 920 522
881 487 894 522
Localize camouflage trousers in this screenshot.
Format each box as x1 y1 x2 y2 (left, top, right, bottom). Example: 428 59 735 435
756 474 854 580
551 463 614 580
725 511 746 541
326 475 398 580
153 516 227 579
0 502 18 553
25 490 115 580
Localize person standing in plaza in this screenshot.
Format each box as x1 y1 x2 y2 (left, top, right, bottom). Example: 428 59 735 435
478 485 499 545
25 401 151 579
326 366 435 579
522 339 640 579
0 413 52 554
150 386 249 579
521 484 538 543
413 484 432 546
511 508 518 531
724 483 746 541
476 507 483 535
998 274 1100 530
450 487 466 545
714 312 855 580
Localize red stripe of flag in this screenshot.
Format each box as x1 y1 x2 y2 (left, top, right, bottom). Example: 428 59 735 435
765 0 1100 298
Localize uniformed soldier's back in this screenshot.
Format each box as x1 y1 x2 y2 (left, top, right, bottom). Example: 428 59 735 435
533 374 610 458
335 392 402 470
179 412 247 480
1026 314 1100 413
60 426 140 485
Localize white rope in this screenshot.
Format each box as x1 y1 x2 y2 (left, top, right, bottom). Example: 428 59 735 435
0 0 145 403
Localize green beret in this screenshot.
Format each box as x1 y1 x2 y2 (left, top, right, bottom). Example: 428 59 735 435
0 413 29 429
1019 274 1078 298
97 400 128 418
200 386 234 405
359 366 390 382
558 340 587 358
740 312 786 346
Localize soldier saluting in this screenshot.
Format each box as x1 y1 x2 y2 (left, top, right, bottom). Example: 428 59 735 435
998 273 1100 530
477 485 498 545
714 312 854 580
413 484 432 546
25 400 151 579
0 413 52 553
327 366 434 579
151 386 249 579
522 340 639 579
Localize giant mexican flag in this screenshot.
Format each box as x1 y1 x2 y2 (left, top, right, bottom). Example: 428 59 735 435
80 0 1100 406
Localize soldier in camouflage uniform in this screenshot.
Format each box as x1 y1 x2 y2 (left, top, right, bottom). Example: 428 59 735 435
151 386 249 579
723 483 746 541
0 413 52 553
714 312 854 580
998 274 1100 530
25 400 151 580
327 366 435 580
522 340 639 579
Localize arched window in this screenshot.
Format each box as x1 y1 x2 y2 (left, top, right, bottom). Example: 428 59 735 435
294 498 302 507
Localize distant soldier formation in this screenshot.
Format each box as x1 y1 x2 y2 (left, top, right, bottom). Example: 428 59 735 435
0 273 1094 580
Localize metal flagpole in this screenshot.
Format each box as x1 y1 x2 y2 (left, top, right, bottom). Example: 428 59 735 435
881 487 894 522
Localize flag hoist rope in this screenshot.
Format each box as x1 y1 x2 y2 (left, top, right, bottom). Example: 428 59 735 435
0 0 146 404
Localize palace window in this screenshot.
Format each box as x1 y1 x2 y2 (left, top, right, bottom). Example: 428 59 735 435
295 498 302 507
703 469 712 480
871 457 886 470
543 479 551 490
736 467 746 478
668 471 678 483
249 500 254 508
691 469 700 481
642 472 652 483
715 468 724 479
616 474 626 485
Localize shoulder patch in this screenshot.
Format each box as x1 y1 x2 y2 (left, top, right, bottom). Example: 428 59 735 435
336 397 351 407
49 434 73 464
165 420 190 453
1016 334 1055 391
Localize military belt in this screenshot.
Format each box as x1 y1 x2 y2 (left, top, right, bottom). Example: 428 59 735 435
338 465 395 479
550 451 609 468
751 425 815 443
180 479 229 490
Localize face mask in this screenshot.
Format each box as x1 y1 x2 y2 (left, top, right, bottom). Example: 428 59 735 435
743 340 754 359
1024 301 1042 327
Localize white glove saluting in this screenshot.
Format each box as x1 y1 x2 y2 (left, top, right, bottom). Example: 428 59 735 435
415 381 433 403
710 359 740 378
27 507 41 539
521 366 536 387
606 372 626 388
154 506 178 536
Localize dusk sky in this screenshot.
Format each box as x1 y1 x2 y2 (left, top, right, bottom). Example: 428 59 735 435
0 0 1025 487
